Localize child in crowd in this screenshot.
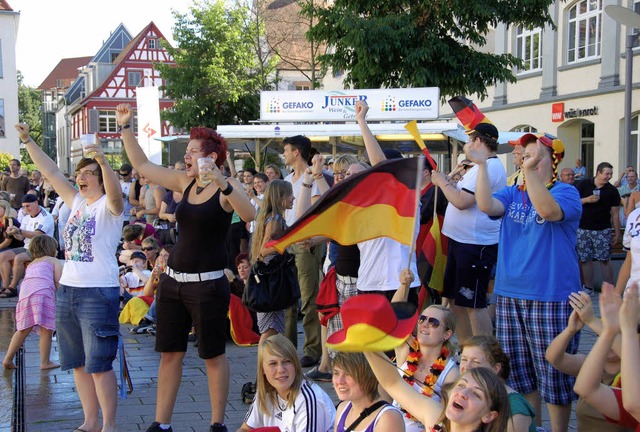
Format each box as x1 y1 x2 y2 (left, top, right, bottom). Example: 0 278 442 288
119 250 151 301
2 235 62 370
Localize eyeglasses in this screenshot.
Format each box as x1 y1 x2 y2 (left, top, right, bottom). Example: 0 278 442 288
333 170 347 179
418 315 442 328
141 247 156 251
75 169 100 178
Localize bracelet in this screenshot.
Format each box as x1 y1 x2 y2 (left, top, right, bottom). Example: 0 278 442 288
21 137 33 144
302 182 313 188
117 124 131 133
312 173 323 179
221 182 234 196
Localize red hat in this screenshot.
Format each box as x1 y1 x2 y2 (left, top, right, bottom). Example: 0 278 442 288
508 133 538 147
326 294 418 352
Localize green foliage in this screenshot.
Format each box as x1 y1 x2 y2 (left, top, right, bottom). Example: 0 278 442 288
156 0 276 129
0 152 16 169
302 0 555 99
17 71 43 164
242 152 283 171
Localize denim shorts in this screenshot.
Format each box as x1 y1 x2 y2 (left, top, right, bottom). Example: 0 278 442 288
56 285 120 373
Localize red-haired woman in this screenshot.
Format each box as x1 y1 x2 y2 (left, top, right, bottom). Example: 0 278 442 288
117 104 255 432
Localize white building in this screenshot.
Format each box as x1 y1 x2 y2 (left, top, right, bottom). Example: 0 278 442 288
0 0 20 159
438 0 640 179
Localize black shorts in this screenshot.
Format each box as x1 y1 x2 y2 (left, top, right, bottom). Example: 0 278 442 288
155 273 230 359
442 239 497 309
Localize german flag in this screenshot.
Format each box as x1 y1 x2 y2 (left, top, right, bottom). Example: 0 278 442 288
266 157 422 254
448 96 492 130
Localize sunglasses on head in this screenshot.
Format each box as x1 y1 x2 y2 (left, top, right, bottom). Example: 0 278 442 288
418 315 442 328
141 247 155 251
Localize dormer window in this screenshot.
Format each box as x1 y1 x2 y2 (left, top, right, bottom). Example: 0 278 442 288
148 38 157 50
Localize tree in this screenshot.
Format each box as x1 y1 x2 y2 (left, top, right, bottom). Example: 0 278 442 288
302 0 555 99
156 0 276 129
260 0 327 89
17 71 43 163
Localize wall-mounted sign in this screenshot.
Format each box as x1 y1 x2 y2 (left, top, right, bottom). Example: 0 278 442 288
552 102 599 123
260 88 440 122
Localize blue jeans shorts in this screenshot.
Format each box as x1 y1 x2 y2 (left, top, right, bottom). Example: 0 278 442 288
56 285 120 373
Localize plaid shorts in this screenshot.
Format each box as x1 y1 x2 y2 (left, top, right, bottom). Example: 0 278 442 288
577 228 611 262
327 274 358 357
496 296 579 405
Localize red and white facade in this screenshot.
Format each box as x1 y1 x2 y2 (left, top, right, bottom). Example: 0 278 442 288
64 22 176 168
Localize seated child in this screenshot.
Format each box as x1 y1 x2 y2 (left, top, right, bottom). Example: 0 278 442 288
119 251 151 299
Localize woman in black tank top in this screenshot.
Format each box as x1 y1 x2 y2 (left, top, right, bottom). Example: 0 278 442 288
117 104 255 432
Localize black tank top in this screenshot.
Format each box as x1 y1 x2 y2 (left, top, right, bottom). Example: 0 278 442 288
167 180 232 273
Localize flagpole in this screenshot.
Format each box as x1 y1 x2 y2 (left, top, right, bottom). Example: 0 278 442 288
408 156 425 269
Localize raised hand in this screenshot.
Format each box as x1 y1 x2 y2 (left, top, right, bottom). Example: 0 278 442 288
620 283 640 334
600 282 622 335
115 104 134 126
355 100 369 122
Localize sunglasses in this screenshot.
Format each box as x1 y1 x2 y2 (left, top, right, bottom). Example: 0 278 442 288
141 247 156 251
418 315 442 328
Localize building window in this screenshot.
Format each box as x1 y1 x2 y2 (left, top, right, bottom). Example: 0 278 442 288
515 26 542 73
634 1 640 48
567 0 602 63
513 125 538 133
0 40 3 79
99 110 118 133
632 115 639 168
128 71 143 87
148 38 157 50
0 99 5 137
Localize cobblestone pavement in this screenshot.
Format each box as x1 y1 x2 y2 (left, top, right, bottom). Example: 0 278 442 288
0 292 603 431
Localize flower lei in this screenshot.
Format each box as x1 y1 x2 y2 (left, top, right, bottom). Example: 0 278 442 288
401 338 450 419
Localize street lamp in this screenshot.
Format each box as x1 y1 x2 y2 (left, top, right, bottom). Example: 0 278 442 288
605 5 640 167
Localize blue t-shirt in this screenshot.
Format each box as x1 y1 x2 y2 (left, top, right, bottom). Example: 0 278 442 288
493 182 582 301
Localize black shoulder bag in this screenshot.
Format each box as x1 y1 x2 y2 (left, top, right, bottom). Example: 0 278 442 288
242 251 301 312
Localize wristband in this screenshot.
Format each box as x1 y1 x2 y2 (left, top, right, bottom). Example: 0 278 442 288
221 182 234 196
302 182 313 189
21 137 33 144
117 124 131 133
312 173 323 179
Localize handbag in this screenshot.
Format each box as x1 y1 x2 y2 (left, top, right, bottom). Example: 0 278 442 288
242 251 301 313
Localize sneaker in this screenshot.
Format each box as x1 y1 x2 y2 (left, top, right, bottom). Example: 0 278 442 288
145 422 172 432
304 365 332 382
146 325 157 336
210 423 228 432
241 381 256 404
130 318 154 334
299 355 319 368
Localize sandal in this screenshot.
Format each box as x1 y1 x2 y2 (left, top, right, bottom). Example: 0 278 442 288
0 288 17 298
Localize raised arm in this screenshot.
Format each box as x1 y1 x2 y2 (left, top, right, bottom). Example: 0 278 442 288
545 310 586 376
462 144 505 217
15 124 77 206
574 284 622 421
355 101 386 166
619 283 640 421
116 104 187 193
431 171 478 211
364 351 442 427
521 141 563 221
392 268 415 362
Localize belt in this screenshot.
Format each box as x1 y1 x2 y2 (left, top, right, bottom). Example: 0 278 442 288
336 274 357 284
165 266 224 283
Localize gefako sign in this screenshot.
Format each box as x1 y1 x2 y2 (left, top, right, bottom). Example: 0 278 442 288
260 88 440 122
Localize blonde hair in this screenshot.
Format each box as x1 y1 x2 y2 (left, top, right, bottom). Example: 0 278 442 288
423 304 457 352
256 334 303 415
0 200 12 223
332 352 379 400
250 180 292 263
333 154 359 175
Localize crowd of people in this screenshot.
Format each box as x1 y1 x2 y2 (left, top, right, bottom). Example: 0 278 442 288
0 98 638 432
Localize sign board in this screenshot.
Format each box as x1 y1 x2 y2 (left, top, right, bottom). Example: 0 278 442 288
260 88 440 122
136 86 162 165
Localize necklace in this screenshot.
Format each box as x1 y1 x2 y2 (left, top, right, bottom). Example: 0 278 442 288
195 183 208 194
401 339 449 420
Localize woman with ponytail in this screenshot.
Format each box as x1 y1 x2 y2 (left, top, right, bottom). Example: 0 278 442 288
466 133 582 432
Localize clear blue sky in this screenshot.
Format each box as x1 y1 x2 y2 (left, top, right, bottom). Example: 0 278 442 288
12 0 192 87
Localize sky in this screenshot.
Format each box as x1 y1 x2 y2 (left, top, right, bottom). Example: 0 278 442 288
11 0 193 87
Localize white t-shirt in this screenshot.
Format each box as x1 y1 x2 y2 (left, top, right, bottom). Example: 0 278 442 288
248 194 264 234
357 236 420 292
244 381 336 432
60 194 124 287
51 197 71 248
624 207 640 291
441 157 506 245
121 179 134 215
284 171 321 227
120 269 151 295
21 207 55 248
